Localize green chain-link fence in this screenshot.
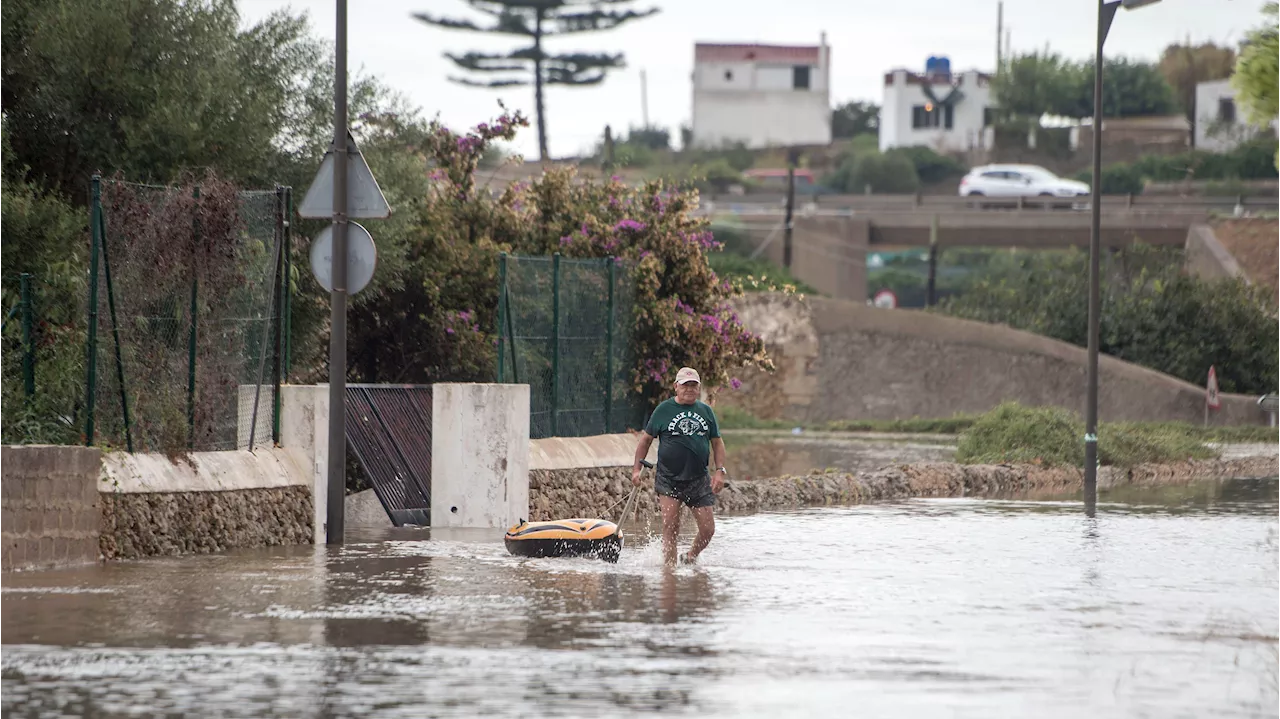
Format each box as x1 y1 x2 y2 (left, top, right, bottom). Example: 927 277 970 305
497 253 644 439
85 176 292 453
1 274 37 402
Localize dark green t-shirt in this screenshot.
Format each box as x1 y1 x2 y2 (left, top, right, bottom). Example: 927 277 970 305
644 398 721 483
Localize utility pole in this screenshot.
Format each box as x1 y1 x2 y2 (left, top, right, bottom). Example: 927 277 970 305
640 69 650 129
783 149 797 269
996 2 1004 73
327 0 349 545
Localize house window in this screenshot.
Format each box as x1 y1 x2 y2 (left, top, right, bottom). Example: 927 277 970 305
912 105 943 129
793 65 811 90
944 105 954 129
1218 97 1237 123
983 107 995 127
912 105 930 128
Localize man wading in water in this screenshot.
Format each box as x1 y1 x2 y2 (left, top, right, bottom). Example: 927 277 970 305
631 367 727 566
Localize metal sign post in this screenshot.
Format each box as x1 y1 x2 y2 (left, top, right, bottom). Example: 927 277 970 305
301 0 391 545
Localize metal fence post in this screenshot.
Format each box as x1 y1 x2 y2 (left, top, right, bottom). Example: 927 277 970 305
100 207 134 453
187 186 200 449
85 176 102 446
20 273 35 401
283 186 294 380
272 186 285 445
497 252 507 382
605 257 616 433
551 252 561 437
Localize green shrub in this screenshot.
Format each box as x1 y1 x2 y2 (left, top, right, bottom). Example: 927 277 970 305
841 152 921 193
938 245 1278 394
689 158 743 192
886 145 968 184
955 402 1218 468
1075 163 1143 193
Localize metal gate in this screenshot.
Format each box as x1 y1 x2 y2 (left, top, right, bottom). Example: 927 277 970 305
344 384 433 526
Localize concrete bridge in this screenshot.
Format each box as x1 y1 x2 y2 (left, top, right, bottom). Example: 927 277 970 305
704 194 1276 301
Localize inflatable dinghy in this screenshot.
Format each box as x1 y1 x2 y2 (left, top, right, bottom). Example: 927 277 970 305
504 518 622 563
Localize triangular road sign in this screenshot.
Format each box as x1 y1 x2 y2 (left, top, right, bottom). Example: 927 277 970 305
298 131 391 219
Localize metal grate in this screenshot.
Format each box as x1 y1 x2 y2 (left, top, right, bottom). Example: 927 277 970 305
344 384 433 526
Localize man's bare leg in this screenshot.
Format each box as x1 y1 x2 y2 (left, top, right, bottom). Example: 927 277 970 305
658 496 682 566
685 506 716 562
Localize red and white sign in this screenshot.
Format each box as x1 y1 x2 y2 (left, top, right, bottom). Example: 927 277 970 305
1206 366 1221 410
872 289 898 309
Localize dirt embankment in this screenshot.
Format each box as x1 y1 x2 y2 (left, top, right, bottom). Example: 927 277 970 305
1213 218 1278 302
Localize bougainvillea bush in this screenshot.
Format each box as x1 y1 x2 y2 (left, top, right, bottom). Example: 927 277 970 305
339 107 779 410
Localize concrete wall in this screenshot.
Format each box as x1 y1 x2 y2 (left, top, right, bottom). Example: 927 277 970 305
1185 224 1247 282
732 215 868 302
2 446 102 571
279 384 330 545
722 293 1269 426
431 383 530 529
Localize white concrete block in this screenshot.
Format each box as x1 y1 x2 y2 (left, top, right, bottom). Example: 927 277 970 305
280 384 330 545
431 383 530 529
99 448 308 493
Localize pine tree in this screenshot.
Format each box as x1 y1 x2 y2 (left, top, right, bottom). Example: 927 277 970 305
413 0 659 161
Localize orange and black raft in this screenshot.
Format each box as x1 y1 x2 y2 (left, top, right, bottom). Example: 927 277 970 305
503 517 622 563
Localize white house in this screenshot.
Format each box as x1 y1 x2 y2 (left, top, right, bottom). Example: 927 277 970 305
689 36 832 150
880 57 993 153
1194 78 1271 152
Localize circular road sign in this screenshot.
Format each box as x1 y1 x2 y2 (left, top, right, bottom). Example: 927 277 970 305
310 221 377 295
872 289 898 309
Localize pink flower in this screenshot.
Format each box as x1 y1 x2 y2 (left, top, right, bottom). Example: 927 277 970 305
730 377 742 389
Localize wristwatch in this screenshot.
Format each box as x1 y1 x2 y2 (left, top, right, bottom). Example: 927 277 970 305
715 466 727 474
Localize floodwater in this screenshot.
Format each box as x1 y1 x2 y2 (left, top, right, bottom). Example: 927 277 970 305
4 478 1276 718
724 430 956 479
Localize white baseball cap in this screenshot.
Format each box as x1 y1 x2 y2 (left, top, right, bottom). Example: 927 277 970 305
675 367 700 385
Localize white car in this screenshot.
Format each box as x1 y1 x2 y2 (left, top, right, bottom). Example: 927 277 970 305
958 164 1090 198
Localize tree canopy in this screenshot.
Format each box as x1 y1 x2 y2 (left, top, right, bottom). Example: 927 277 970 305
831 101 880 139
413 0 659 160
1231 2 1279 129
993 51 1177 120
1157 41 1237 131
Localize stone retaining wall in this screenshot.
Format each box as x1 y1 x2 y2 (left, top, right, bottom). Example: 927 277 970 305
530 455 1278 520
96 449 315 560
100 485 313 560
1 446 103 571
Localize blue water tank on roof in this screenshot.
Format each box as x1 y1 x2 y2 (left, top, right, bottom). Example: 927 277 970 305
925 55 951 78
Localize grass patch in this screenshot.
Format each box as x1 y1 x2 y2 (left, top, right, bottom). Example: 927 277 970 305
955 402 1225 469
720 402 1277 469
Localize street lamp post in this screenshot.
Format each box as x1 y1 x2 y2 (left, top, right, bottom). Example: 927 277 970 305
1084 0 1161 515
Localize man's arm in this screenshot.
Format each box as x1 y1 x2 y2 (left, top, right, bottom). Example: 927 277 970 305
710 437 727 492
634 432 655 470
632 432 655 485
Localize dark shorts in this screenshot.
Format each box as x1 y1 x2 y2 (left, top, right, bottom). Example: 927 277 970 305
654 472 715 508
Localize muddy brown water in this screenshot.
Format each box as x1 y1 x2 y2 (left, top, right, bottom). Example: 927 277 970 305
3 473 1276 718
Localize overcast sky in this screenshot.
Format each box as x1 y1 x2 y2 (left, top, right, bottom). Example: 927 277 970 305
238 0 1267 159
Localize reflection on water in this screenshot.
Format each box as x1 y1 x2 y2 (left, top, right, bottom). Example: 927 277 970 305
724 433 956 479
3 479 1276 718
